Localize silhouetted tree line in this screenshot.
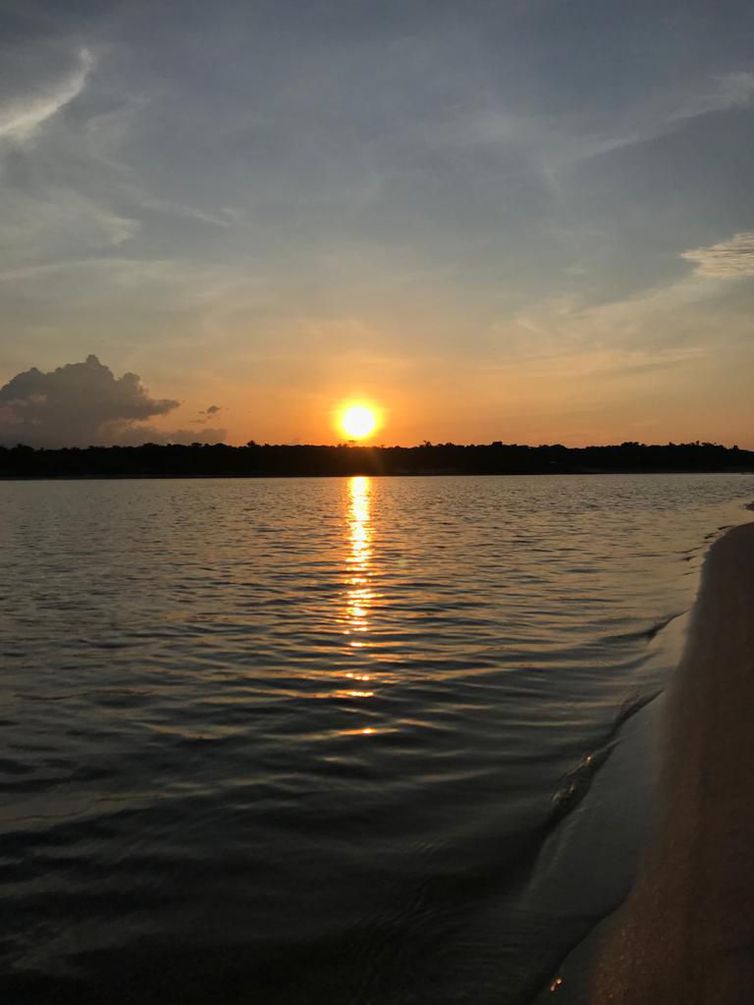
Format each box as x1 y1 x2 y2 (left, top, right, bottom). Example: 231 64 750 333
1 440 752 478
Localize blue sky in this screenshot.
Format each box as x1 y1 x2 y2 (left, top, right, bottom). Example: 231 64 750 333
1 0 753 446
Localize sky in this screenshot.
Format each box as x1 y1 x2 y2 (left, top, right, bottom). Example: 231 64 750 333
1 0 753 448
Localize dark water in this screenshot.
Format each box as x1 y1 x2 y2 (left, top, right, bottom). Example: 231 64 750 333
2 474 753 1004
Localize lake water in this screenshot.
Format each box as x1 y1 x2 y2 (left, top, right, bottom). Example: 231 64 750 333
2 473 753 1004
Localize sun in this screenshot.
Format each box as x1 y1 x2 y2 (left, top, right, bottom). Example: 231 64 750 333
337 402 380 441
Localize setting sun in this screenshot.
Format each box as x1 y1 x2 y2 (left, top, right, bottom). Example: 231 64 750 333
337 403 380 441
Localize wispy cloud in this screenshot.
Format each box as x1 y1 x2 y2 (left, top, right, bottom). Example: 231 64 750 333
681 232 754 277
0 189 139 263
572 71 754 161
0 47 95 141
0 257 225 297
674 72 754 122
501 268 733 372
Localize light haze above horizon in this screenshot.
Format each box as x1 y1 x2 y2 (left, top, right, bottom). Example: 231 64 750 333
1 0 753 448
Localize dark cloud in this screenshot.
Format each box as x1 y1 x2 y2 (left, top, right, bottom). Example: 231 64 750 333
195 403 222 424
0 354 209 446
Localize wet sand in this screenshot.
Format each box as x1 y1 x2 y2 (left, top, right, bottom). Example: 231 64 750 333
590 521 754 1004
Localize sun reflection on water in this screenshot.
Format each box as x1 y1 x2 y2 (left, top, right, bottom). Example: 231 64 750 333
345 475 374 641
341 476 379 731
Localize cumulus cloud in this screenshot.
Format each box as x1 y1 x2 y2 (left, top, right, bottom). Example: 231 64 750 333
0 355 186 447
681 232 754 277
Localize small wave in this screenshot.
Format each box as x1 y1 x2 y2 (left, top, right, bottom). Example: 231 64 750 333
599 611 686 647
548 689 662 831
643 611 685 641
549 747 614 827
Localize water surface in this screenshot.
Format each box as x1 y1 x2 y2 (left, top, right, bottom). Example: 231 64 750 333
2 474 753 1003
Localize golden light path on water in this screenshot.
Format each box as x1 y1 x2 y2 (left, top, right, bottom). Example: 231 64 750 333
341 475 378 733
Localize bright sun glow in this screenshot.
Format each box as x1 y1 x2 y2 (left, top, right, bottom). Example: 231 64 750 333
337 403 379 440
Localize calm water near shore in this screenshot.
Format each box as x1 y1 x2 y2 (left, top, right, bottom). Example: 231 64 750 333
2 473 753 1004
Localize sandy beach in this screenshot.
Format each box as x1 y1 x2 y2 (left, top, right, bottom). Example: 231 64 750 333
590 520 754 1003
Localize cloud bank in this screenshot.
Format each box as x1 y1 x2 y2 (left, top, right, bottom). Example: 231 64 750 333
0 355 224 447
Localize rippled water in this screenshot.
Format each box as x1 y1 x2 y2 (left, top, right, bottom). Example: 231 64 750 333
2 474 753 1004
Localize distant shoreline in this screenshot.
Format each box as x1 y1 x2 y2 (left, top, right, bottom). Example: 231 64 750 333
3 469 754 482
1 441 754 480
